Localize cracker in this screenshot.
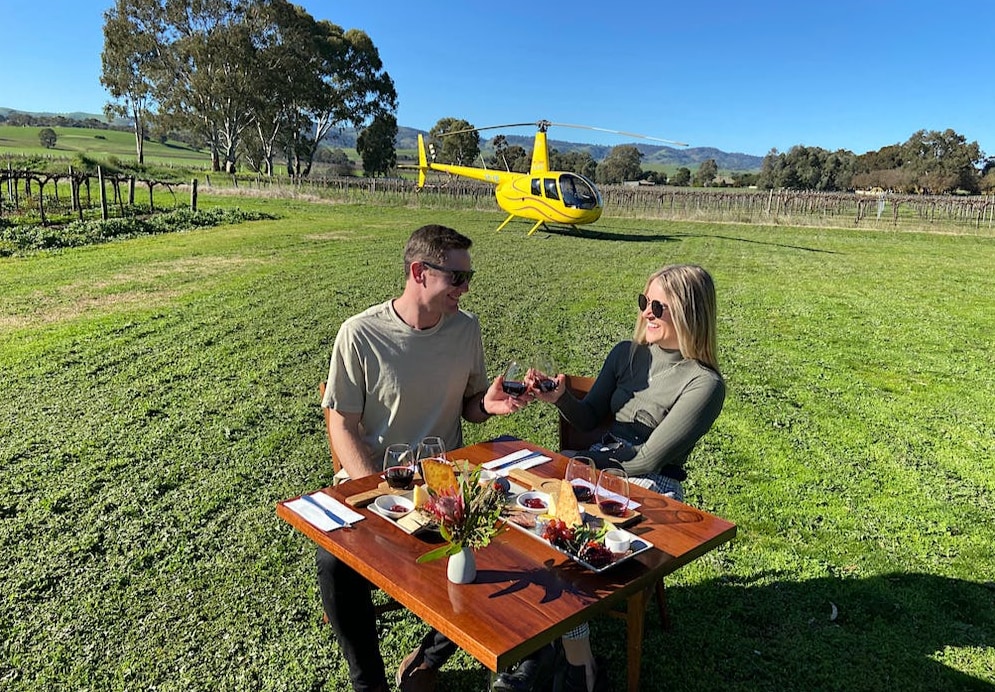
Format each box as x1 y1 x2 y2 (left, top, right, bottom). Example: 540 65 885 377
555 479 584 528
421 458 458 493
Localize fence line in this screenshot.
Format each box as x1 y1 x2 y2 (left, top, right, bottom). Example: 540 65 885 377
5 168 993 236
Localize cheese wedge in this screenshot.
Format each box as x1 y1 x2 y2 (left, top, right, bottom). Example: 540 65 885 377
421 458 458 493
555 479 584 528
412 484 430 509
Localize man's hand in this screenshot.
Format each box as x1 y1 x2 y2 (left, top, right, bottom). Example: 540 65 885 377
483 374 531 415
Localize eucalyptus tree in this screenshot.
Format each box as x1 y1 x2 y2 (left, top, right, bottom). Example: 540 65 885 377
595 145 642 184
101 0 162 164
428 118 480 167
281 22 397 177
694 158 718 187
551 149 597 179
101 0 396 176
356 113 398 177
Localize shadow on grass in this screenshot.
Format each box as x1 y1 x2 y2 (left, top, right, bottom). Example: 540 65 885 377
595 571 995 691
677 231 842 254
364 573 993 692
534 224 839 254
536 223 680 243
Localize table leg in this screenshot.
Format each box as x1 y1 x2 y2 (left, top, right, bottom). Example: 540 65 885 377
625 587 649 692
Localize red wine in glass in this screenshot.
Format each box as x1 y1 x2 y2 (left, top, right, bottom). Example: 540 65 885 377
502 360 527 397
502 380 527 397
572 483 594 502
599 499 627 517
533 354 557 393
385 466 414 490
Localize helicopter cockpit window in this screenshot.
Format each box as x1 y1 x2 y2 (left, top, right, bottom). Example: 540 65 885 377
560 173 599 210
531 178 541 196
544 178 559 200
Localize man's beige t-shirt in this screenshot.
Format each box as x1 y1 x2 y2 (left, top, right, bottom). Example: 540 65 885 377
322 300 488 464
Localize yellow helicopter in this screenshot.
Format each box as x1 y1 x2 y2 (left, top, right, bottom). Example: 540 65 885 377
414 120 687 235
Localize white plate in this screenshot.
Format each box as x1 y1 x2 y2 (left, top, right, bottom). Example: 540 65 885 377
504 521 653 573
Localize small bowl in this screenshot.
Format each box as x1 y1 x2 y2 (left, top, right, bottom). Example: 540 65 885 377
479 469 511 493
374 494 414 520
605 529 631 554
516 491 551 514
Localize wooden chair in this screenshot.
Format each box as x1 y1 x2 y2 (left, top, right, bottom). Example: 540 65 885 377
559 374 672 691
317 381 402 619
318 382 348 482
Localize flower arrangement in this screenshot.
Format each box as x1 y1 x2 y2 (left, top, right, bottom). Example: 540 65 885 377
416 464 506 563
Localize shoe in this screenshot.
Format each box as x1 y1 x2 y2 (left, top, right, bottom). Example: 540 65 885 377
493 644 555 692
396 645 438 692
556 658 609 692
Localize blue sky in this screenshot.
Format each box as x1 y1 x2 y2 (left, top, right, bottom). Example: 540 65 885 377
3 1 993 158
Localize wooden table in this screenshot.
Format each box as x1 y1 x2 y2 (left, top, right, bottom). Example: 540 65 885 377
277 439 736 691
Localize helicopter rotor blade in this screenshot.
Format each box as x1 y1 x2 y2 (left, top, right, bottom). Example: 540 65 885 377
434 120 688 146
439 122 544 137
550 122 688 147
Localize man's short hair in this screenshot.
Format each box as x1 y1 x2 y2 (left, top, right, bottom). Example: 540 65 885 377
404 225 472 275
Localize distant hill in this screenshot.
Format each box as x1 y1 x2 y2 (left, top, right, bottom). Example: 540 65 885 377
0 107 763 171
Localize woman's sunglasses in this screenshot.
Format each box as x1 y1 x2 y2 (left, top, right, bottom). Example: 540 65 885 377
637 293 669 319
422 261 475 286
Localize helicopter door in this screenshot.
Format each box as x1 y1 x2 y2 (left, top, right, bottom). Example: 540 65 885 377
560 173 599 209
543 178 559 200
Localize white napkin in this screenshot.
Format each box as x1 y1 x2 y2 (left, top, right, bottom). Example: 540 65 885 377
286 491 365 532
481 449 552 476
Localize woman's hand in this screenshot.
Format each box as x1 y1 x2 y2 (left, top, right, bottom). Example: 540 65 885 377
529 372 566 404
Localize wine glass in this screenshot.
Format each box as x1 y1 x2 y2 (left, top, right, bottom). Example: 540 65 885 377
417 436 446 461
383 443 414 490
532 354 557 393
501 360 528 398
565 455 596 503
595 468 630 518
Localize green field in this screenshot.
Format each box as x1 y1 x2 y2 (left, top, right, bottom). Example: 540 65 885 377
1 198 993 690
0 125 212 168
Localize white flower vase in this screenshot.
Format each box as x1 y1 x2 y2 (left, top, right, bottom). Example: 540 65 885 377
446 546 477 584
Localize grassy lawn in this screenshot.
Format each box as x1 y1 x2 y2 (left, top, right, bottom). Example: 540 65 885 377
1 198 993 691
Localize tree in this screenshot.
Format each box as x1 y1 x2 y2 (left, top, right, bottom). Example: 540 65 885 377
901 129 981 193
595 145 642 184
38 128 57 149
428 117 479 166
281 24 397 177
731 172 757 187
551 150 597 179
356 113 398 177
694 158 718 187
669 167 691 187
100 0 396 176
321 148 353 176
101 0 161 164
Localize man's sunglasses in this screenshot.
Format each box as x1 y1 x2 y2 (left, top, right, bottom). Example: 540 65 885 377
638 293 669 319
422 260 475 287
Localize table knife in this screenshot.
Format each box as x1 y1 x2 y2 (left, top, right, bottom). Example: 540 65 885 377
301 494 350 528
490 450 545 471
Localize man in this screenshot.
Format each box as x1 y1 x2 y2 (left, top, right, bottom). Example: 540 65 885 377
318 224 527 692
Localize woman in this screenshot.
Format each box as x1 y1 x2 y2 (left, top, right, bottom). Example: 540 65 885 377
498 264 725 692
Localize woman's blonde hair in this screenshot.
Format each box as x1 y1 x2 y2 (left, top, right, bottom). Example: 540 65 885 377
632 264 720 372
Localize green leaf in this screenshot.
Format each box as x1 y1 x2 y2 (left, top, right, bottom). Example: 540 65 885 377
415 542 462 563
